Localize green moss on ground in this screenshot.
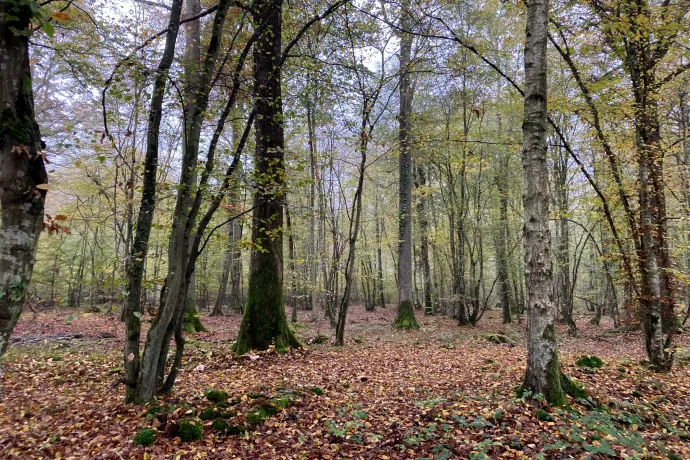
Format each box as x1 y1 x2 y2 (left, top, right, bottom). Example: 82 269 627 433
310 386 325 396
246 408 268 425
205 388 229 404
178 419 203 442
134 428 156 446
576 355 604 369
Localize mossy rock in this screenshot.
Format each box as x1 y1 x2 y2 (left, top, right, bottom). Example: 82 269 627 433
178 419 203 442
535 409 553 422
246 408 268 425
676 348 690 363
485 333 515 345
576 355 604 369
134 428 156 446
310 386 325 396
252 398 278 416
212 418 230 432
205 388 229 404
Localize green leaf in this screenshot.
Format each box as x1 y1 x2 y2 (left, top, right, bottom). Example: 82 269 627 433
43 21 54 40
133 311 142 319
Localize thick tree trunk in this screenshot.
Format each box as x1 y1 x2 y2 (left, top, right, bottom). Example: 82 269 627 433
0 4 48 367
235 0 300 355
521 0 565 406
394 0 419 330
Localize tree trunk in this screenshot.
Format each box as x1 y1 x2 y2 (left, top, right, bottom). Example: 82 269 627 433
416 164 433 315
496 153 512 324
394 0 419 330
0 3 49 367
521 0 565 406
122 0 185 403
235 0 300 355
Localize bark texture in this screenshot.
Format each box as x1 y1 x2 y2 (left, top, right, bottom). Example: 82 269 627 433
0 3 48 365
394 0 419 330
122 0 185 403
521 0 565 406
235 0 300 355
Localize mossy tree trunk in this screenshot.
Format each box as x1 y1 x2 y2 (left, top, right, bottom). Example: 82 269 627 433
0 2 48 371
394 0 419 331
521 0 566 406
235 0 300 355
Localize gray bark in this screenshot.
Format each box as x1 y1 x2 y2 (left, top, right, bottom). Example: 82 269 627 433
521 0 565 405
0 4 48 368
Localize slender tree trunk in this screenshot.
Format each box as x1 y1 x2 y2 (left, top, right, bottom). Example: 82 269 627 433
0 4 49 368
375 198 386 309
286 201 298 322
335 119 368 346
235 0 300 355
394 0 419 330
415 164 433 315
521 0 565 405
497 153 512 324
122 0 185 403
212 219 233 316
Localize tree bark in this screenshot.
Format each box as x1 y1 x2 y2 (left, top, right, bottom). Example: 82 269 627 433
122 0 185 403
0 3 49 367
235 0 300 355
521 0 565 406
394 0 419 330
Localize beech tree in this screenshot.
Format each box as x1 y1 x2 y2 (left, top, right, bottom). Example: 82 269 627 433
394 0 419 330
520 0 565 405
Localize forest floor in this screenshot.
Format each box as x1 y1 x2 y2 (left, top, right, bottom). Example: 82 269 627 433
1 305 690 459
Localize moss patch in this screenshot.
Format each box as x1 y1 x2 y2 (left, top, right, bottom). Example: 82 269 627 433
246 408 268 425
535 409 553 422
485 333 515 345
178 419 203 442
212 418 230 432
205 388 229 404
134 428 156 446
310 386 325 396
576 355 604 369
